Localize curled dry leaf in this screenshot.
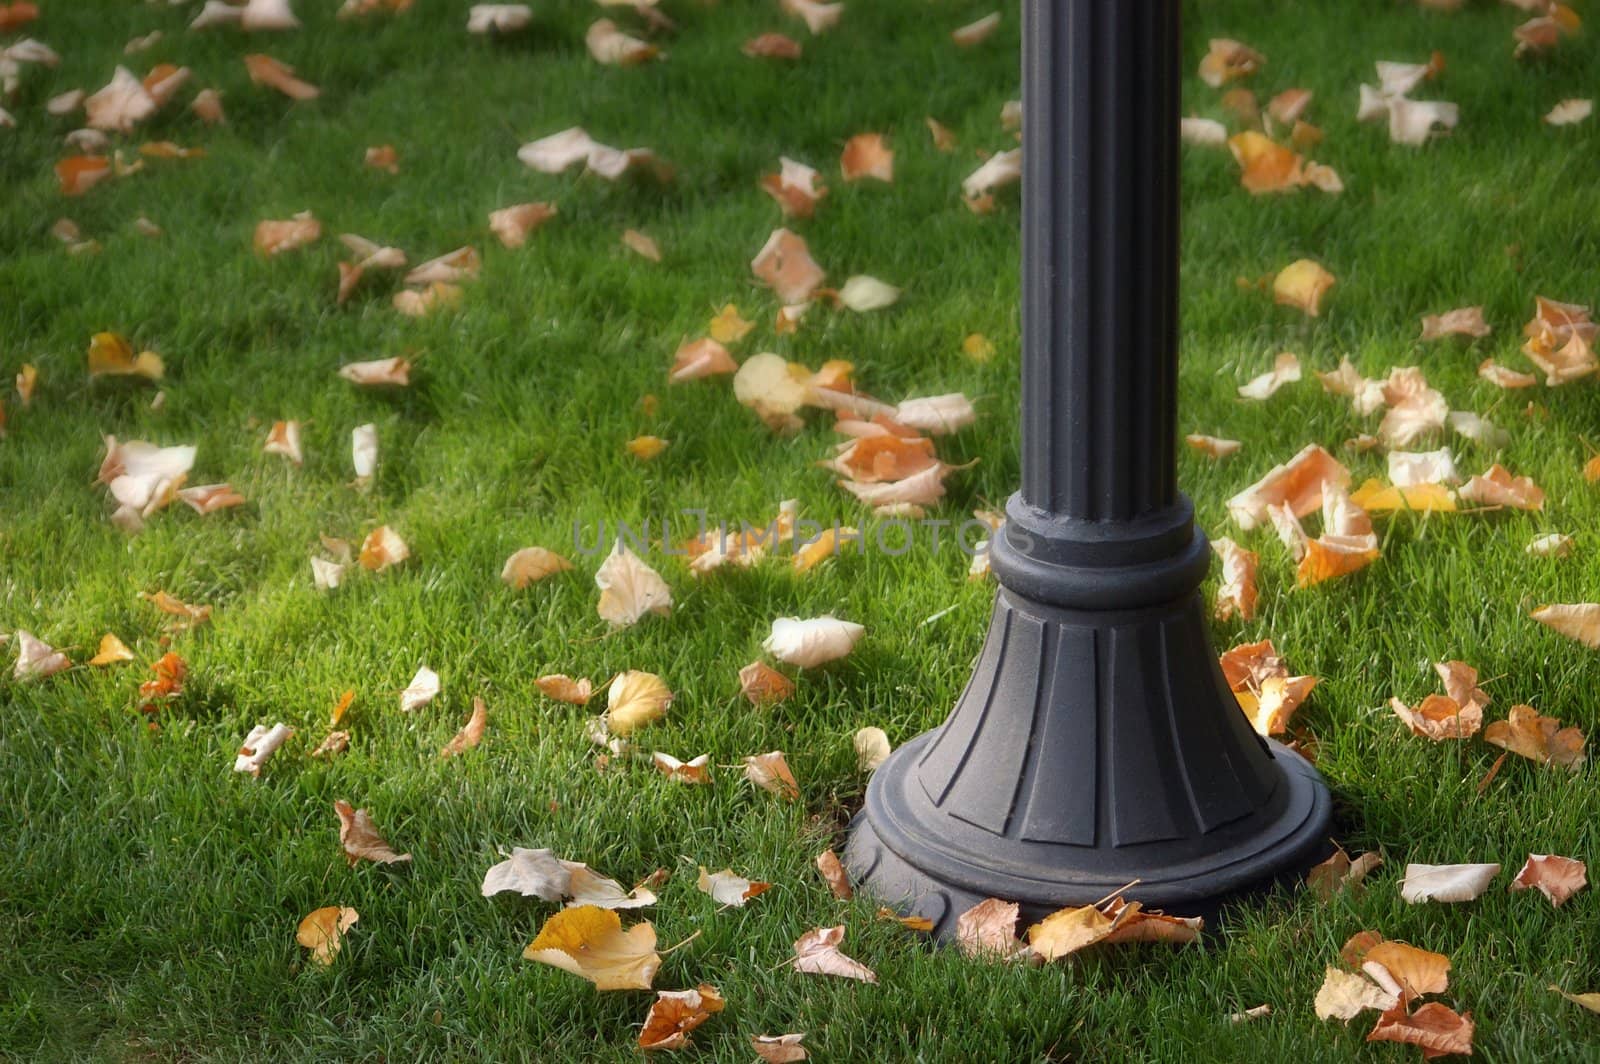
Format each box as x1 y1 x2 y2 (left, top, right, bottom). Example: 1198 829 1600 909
1530 602 1600 648
1238 352 1301 399
763 616 864 668
853 726 891 771
837 276 899 312
489 202 556 248
620 229 660 262
394 282 463 317
1484 703 1585 771
334 800 412 866
955 898 1026 960
1186 434 1241 459
793 925 876 983
670 337 738 382
761 156 827 218
244 54 319 100
405 247 479 287
744 751 799 800
1527 533 1573 558
177 483 245 514
1308 848 1383 900
523 905 660 991
1399 862 1499 903
894 393 976 435
1420 306 1491 341
952 11 1000 47
738 660 794 706
399 666 440 712
1367 1003 1474 1058
234 722 294 777
441 697 488 757
255 211 320 255
1198 37 1263 88
815 849 852 899
467 4 532 33
743 33 802 60
595 541 671 627
311 557 344 590
1180 117 1227 147
88 633 135 667
782 0 842 36
502 547 573 588
57 156 113 197
1227 443 1349 530
85 66 156 133
840 133 892 183
88 333 163 380
359 525 409 571
537 674 593 705
697 867 771 907
311 731 350 758
1388 449 1460 488
351 424 378 483
1315 966 1400 1022
1458 464 1544 510
264 420 303 465
752 1034 808 1063
1479 358 1538 389
751 228 826 304
297 906 358 967
586 19 659 66
652 752 710 784
1545 98 1593 126
483 848 570 900
191 88 225 124
142 590 212 628
1273 259 1335 316
1510 854 1587 907
604 670 672 736
12 631 70 681
1211 538 1258 621
1391 693 1481 741
638 984 724 1051
961 148 1021 211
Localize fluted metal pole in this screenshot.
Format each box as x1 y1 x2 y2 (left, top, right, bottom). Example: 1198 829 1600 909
844 0 1331 936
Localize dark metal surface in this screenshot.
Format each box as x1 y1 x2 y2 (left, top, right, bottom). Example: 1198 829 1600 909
844 0 1333 937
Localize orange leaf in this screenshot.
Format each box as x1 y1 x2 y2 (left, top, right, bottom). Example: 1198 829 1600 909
56 156 112 197
244 54 320 100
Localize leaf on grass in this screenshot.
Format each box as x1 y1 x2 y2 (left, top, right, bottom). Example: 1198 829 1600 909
1226 443 1349 530
1550 985 1600 1015
254 211 321 255
56 155 113 196
1308 848 1383 900
625 434 669 460
1458 464 1544 510
359 525 410 571
603 670 672 736
621 229 661 262
393 282 463 317
1391 693 1481 741
441 697 488 757
536 674 593 705
793 925 876 982
334 800 412 866
483 848 571 900
670 338 738 383
840 133 892 183
263 420 303 465
1526 533 1573 558
760 156 827 218
177 483 245 514
191 88 226 124
502 547 573 589
951 11 1000 47
1187 434 1241 459
1211 538 1258 621
1315 967 1399 1022
1367 1002 1474 1057
310 731 350 758
141 590 211 628
837 276 900 312
954 898 1026 960
364 144 399 173
467 5 532 34
1027 903 1117 959
1478 358 1538 389
1530 603 1600 648
638 984 724 1051
853 726 891 771
489 202 556 248
752 1034 809 1062
1365 940 1451 1000
405 247 479 287
698 867 771 907
1399 863 1499 903
1510 854 1587 907
1348 479 1456 513
595 541 672 627
399 665 440 712
782 0 842 36
1484 703 1585 771
1420 306 1491 340
524 906 660 990
763 616 864 668
244 54 319 100
961 149 1021 212
1238 352 1301 400
752 228 826 304
12 631 70 681
652 752 710 784
88 633 135 667
1545 99 1593 126
234 722 294 776
88 333 163 379
815 849 851 899
85 66 156 133
744 751 799 800
137 652 187 709
586 18 660 66
1273 259 1335 316
743 33 802 60
297 906 358 966
1198 37 1264 88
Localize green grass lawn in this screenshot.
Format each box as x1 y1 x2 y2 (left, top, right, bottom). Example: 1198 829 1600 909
3 0 1599 1059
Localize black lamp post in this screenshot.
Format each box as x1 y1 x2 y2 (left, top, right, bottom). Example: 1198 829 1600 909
844 0 1332 935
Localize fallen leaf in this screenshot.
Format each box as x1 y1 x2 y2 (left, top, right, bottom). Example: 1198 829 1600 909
1510 854 1587 907
1027 903 1118 960
840 133 892 182
698 866 771 907
467 4 532 33
951 11 1000 47
1211 538 1259 621
621 228 661 262
399 665 440 712
234 722 294 777
1367 1002 1474 1057
962 148 1021 210
1315 966 1400 1021
330 689 355 727
782 0 842 36
752 228 826 304
523 906 660 990
815 849 851 899
605 670 673 736
1458 464 1544 510
483 848 570 900
441 697 488 757
1530 603 1600 648
1273 259 1335 316
244 54 319 100
255 211 321 255
501 547 573 589
85 66 156 133
296 906 358 966
586 18 659 66
763 616 864 668
652 752 710 784
489 202 556 248
793 925 876 982
12 631 70 681
177 483 245 515
595 541 672 627
625 434 669 460
1550 985 1600 1015
1399 863 1499 903
1308 848 1384 900
744 751 799 800
1484 703 1585 771
136 652 187 709
334 800 412 866
263 420 303 465
638 984 724 1051
1391 693 1481 741
56 155 113 197
954 898 1026 960
1545 98 1593 126
191 87 226 124
1187 434 1241 459
359 525 410 571
405 247 480 287
1227 443 1349 530
837 275 900 312
310 731 350 758
537 674 593 705
752 1033 808 1063
1420 306 1491 341
743 33 802 60
853 726 891 771
88 633 135 667
87 332 163 380
670 337 738 383
141 590 211 628
738 661 794 706
1199 37 1263 88
364 144 399 174
1526 533 1573 558
1479 358 1538 389
1238 351 1301 399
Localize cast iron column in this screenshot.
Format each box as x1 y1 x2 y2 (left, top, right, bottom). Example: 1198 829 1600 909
844 0 1332 935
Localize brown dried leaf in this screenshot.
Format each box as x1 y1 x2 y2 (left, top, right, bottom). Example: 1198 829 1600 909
244 54 320 100
334 800 412 866
1484 703 1586 771
501 547 573 588
840 133 893 182
1367 1002 1474 1057
1510 854 1587 907
638 984 723 1051
744 750 799 800
297 906 358 966
815 849 852 900
522 905 660 991
752 228 826 304
537 674 593 705
441 697 488 758
793 925 876 982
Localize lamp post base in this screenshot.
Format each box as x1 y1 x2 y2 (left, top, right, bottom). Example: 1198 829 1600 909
842 585 1333 937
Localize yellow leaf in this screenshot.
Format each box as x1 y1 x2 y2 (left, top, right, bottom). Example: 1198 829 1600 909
1273 259 1335 317
88 332 164 380
605 670 673 736
709 304 755 343
522 905 660 991
625 434 669 460
87 632 134 666
1348 478 1457 513
296 906 358 966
